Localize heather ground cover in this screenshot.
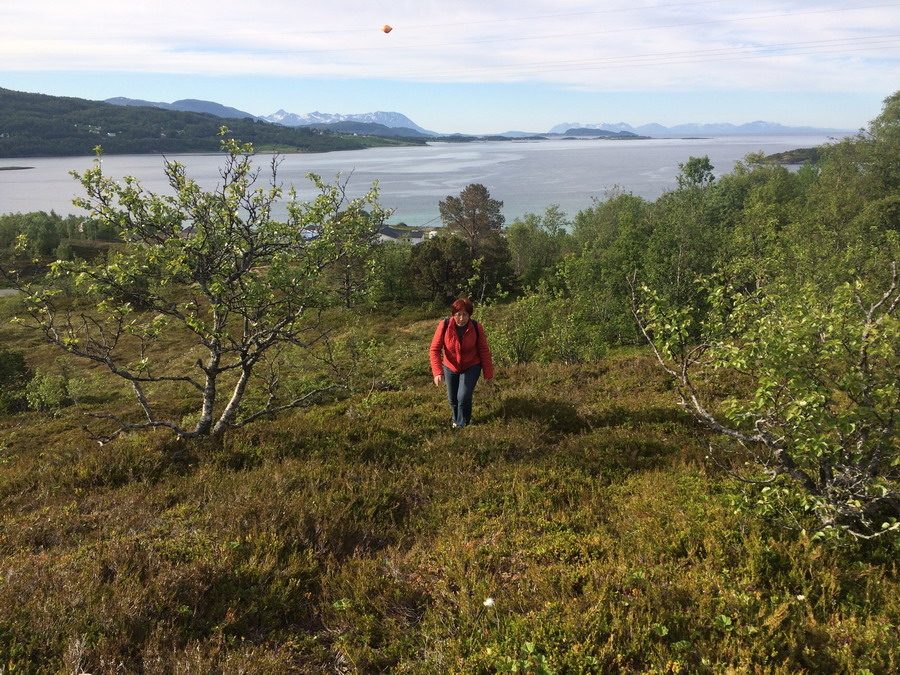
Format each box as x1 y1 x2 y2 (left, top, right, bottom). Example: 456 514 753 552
0 303 896 673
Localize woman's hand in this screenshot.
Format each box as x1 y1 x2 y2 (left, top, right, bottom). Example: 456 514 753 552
433 374 444 387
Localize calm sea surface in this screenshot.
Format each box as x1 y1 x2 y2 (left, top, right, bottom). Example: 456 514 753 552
0 135 842 227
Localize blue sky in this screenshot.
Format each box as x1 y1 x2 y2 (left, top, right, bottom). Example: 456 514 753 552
3 1 898 134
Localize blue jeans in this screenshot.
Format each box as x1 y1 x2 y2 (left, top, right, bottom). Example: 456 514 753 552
444 364 481 428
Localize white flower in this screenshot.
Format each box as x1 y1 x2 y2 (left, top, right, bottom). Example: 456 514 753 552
796 594 806 601
483 597 495 607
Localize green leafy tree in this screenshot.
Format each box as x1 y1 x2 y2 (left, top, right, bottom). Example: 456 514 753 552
632 95 900 541
466 229 515 302
562 191 651 344
1 211 119 264
407 233 472 302
431 184 514 302
711 155 808 270
571 189 647 250
773 94 900 292
856 90 900 195
372 241 414 303
322 205 384 309
643 157 725 314
633 266 899 540
506 205 572 288
479 293 546 365
25 366 72 412
676 155 715 189
7 135 387 442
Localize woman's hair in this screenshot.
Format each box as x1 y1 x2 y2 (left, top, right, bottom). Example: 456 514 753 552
450 298 474 316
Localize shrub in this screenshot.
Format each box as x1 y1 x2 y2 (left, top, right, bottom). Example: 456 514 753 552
482 294 606 366
481 294 546 365
0 345 31 413
539 298 607 365
25 364 73 412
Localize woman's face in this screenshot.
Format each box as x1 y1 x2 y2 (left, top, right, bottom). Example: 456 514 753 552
453 311 470 326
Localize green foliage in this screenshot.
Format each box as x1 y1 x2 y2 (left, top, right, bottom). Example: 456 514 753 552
9 135 388 441
571 190 649 251
25 366 71 412
774 143 900 291
407 232 473 302
563 191 653 344
494 641 555 673
676 155 715 189
481 293 605 366
467 230 516 302
0 345 31 413
372 241 414 303
0 211 113 261
713 158 807 270
857 90 900 195
540 298 606 365
643 165 725 313
429 184 516 302
637 266 900 540
20 359 92 413
505 205 574 288
439 182 505 251
480 293 546 365
634 93 900 541
53 240 73 261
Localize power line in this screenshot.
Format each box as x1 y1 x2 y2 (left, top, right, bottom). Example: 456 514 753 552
494 42 900 76
246 2 900 55
382 0 733 32
412 35 900 78
247 0 734 35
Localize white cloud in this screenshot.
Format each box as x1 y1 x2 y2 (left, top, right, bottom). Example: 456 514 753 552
3 0 898 96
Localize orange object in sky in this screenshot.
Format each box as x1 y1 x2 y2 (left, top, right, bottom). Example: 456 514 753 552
382 25 393 33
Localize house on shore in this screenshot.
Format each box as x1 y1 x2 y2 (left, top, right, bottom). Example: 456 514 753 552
377 225 439 245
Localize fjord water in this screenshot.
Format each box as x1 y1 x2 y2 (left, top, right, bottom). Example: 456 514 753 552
0 135 840 226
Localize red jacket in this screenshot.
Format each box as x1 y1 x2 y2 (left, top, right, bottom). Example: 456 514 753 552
430 319 494 379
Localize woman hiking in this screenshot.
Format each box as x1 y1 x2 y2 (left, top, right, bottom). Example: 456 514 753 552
430 298 494 429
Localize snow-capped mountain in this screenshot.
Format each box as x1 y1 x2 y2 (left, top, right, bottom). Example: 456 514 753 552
264 110 438 136
103 94 850 137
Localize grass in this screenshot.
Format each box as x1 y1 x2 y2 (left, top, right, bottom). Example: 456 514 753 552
0 300 897 673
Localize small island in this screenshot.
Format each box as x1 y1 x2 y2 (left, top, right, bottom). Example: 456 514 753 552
765 147 822 164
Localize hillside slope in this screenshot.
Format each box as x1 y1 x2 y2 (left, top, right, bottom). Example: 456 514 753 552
0 300 895 672
0 88 426 157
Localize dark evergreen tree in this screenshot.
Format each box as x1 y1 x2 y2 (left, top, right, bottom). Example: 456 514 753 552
439 183 505 254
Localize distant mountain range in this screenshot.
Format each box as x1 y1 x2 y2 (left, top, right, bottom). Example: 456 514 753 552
105 96 851 137
545 120 851 136
561 128 642 138
106 98 438 137
0 88 426 158
264 110 438 136
106 97 264 121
